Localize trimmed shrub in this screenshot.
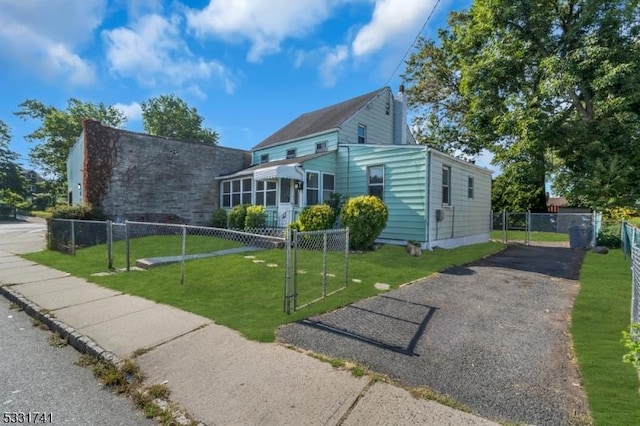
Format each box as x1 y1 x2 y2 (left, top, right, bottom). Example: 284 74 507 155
245 205 266 229
340 195 388 250
211 208 228 228
297 204 335 231
228 204 248 229
50 204 103 220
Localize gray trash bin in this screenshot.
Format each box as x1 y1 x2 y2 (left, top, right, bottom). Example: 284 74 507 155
569 225 590 249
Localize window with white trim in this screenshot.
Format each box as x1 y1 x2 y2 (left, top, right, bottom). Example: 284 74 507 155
322 173 335 202
468 176 474 199
255 181 277 206
315 141 327 153
260 154 269 164
222 178 252 208
357 124 367 144
442 166 451 205
286 148 296 159
367 165 384 200
306 172 319 205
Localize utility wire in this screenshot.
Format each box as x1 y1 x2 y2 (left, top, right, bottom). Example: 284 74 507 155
384 0 442 87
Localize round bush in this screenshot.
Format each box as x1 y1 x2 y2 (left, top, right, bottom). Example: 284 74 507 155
228 204 248 229
210 208 228 228
244 205 266 229
339 195 388 250
297 204 335 231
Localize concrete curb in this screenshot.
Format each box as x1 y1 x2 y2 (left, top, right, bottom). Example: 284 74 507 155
0 286 121 365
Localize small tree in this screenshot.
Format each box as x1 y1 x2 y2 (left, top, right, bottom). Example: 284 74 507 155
244 205 266 229
340 195 388 250
297 204 335 231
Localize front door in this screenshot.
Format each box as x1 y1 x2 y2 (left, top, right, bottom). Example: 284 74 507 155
278 178 298 227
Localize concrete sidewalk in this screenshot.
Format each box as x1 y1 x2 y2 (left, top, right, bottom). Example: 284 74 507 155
0 220 498 425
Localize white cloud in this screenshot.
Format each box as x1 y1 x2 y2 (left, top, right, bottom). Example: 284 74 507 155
186 0 335 62
114 102 143 122
352 0 436 57
319 45 349 87
0 0 104 85
103 14 236 93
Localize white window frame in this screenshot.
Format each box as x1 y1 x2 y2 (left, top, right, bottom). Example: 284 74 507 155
322 173 335 203
367 165 384 200
286 148 296 159
358 124 367 144
306 171 320 205
255 180 277 207
315 141 327 153
222 178 253 208
442 166 451 206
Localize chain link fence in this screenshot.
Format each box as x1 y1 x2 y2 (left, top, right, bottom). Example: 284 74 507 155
491 211 596 247
622 223 640 325
284 228 349 314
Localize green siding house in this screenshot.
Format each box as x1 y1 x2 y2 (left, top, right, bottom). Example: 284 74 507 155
219 86 492 249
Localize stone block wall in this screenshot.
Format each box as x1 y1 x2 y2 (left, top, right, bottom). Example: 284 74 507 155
83 120 250 225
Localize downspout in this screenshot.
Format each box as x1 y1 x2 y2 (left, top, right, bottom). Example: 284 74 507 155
345 145 351 196
425 149 432 250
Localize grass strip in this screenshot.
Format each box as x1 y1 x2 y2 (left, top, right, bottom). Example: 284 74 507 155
572 249 640 425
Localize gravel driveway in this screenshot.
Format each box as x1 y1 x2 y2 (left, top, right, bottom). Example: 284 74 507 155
277 244 590 425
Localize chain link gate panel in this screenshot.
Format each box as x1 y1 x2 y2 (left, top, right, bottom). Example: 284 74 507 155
284 228 349 314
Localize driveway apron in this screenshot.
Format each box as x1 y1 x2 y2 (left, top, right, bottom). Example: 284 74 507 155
277 244 590 425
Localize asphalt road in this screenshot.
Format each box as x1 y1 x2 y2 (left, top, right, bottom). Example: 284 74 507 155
278 244 590 425
0 284 153 425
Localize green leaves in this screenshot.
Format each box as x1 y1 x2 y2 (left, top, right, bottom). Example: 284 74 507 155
405 0 640 209
15 98 126 185
141 94 218 145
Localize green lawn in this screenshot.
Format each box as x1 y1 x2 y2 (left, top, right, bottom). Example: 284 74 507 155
572 249 640 425
491 230 569 242
23 238 504 342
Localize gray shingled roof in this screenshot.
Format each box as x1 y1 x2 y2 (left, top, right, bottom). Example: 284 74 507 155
252 87 388 150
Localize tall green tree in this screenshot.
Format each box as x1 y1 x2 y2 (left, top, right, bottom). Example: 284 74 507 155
14 99 126 188
405 0 640 210
0 120 26 197
141 94 219 145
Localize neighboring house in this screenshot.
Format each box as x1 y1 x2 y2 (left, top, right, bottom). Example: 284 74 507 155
21 169 44 198
218 86 492 249
67 120 250 224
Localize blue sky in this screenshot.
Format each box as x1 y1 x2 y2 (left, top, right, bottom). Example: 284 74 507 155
1 0 494 174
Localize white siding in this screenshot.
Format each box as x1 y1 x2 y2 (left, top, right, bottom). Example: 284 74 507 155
429 151 492 246
66 133 84 205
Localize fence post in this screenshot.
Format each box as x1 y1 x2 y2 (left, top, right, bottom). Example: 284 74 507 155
322 231 328 297
107 220 113 270
125 221 130 272
70 220 76 255
502 211 507 243
345 228 349 288
284 229 292 314
180 225 186 285
526 211 531 246
293 230 299 311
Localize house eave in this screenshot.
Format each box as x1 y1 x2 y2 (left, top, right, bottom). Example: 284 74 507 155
252 128 339 151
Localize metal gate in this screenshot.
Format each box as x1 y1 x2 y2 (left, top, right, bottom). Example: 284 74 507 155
284 228 349 314
492 211 596 248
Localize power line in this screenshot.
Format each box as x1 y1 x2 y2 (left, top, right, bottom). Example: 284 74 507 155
384 0 443 88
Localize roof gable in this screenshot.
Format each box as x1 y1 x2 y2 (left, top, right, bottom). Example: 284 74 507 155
252 87 389 150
